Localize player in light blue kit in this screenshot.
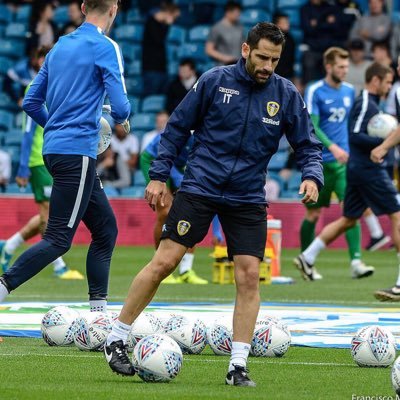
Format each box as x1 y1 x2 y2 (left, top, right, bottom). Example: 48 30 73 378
296 47 376 281
0 0 130 315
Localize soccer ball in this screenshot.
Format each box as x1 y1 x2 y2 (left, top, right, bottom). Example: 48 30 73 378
163 315 207 354
351 325 397 367
129 312 163 348
207 316 233 355
41 306 79 346
98 117 112 155
132 334 183 382
392 356 400 395
250 316 291 357
73 312 112 351
367 113 398 139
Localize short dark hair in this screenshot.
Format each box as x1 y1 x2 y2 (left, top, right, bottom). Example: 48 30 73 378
83 0 117 14
365 62 393 83
272 12 288 25
224 1 242 13
179 58 196 70
371 41 390 54
246 22 285 50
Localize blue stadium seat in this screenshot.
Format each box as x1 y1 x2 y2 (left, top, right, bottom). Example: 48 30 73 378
277 0 307 8
126 8 144 24
197 60 216 73
240 9 271 25
53 6 69 26
0 56 13 75
0 5 12 24
242 0 274 12
114 24 143 42
141 95 166 113
277 7 300 28
125 77 143 96
168 60 179 77
188 25 211 42
14 112 23 129
291 28 303 44
15 5 32 23
130 113 156 131
0 25 5 38
5 23 28 39
167 44 179 63
178 43 207 62
0 39 25 59
120 42 141 63
0 110 13 131
167 26 186 45
4 145 20 163
5 183 32 194
103 186 120 197
268 171 285 192
392 11 400 24
120 186 145 198
127 95 141 115
175 6 195 27
4 129 23 146
125 60 141 77
133 170 146 186
268 150 288 171
280 189 300 199
287 171 302 191
0 93 17 112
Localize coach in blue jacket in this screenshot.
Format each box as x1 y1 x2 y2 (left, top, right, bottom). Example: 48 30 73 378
0 0 130 313
105 22 323 385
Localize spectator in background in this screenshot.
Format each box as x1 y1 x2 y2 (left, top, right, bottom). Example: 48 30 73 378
390 22 400 63
0 150 11 193
4 46 49 107
62 0 84 35
347 38 372 95
371 41 397 80
386 56 400 119
332 0 361 48
273 13 295 82
166 58 198 114
142 3 180 96
300 0 340 84
349 0 391 58
205 1 244 65
28 2 59 54
141 110 169 151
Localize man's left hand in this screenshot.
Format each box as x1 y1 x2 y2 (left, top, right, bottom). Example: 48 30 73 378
299 179 319 204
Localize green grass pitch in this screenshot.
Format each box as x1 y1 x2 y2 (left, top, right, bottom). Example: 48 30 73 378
0 245 399 399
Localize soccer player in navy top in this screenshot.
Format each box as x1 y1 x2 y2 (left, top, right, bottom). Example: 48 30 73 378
297 47 376 281
105 23 323 385
296 63 400 298
0 1 130 314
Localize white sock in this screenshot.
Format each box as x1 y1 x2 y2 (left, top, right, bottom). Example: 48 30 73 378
0 282 9 302
52 257 66 272
89 300 107 313
5 232 24 254
229 341 250 371
179 253 194 275
106 318 131 345
303 237 325 265
351 259 362 269
396 254 400 287
364 214 383 239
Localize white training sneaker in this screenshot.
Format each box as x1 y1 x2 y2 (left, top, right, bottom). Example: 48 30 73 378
351 262 375 279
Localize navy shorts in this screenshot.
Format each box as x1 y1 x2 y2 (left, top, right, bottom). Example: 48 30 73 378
343 174 400 218
161 191 268 260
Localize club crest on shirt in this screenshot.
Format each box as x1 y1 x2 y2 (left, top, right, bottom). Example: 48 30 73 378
343 96 351 107
177 220 191 236
267 101 280 117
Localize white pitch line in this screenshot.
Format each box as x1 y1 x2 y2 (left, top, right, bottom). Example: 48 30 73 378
0 352 354 367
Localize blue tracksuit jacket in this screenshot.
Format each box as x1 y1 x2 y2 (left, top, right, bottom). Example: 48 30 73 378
149 58 323 204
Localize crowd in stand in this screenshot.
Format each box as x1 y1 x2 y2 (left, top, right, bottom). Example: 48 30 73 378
0 0 399 197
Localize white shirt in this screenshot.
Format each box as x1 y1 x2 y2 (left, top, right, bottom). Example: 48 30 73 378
110 134 139 162
141 129 159 153
0 150 11 180
386 81 400 117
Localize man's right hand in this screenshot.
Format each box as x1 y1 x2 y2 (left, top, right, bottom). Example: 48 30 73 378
16 176 29 187
329 143 349 164
145 180 168 211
